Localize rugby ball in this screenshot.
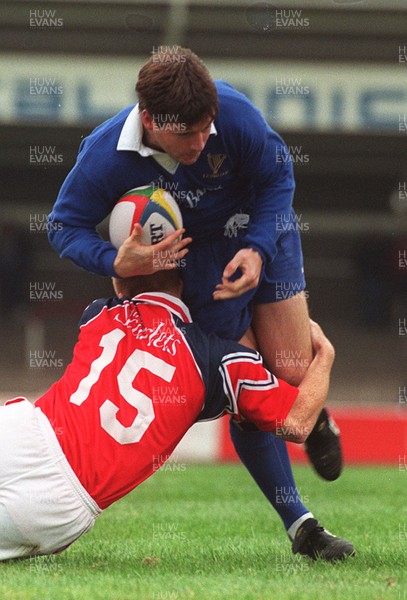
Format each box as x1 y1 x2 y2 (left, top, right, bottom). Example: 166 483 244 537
109 185 182 248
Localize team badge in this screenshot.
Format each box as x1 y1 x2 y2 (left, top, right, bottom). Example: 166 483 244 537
207 153 227 176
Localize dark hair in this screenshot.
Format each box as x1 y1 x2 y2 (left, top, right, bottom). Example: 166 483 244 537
114 270 183 299
136 47 218 126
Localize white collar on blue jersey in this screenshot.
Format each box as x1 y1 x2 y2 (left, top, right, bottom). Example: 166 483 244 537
133 292 193 324
116 104 217 174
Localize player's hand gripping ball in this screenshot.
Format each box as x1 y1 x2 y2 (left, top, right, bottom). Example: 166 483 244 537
109 185 183 249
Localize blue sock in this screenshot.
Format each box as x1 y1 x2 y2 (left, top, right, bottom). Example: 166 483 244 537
230 419 311 533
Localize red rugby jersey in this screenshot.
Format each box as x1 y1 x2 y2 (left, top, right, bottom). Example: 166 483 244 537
36 293 298 509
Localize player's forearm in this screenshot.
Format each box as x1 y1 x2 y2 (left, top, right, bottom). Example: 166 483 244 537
277 328 335 443
48 222 117 277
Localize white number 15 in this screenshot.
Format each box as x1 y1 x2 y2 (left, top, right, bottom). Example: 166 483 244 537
69 329 175 445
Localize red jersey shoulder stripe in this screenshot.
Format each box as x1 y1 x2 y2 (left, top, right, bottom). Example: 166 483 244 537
133 293 193 323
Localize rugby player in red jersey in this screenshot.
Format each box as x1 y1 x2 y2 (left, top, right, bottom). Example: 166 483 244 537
0 268 349 561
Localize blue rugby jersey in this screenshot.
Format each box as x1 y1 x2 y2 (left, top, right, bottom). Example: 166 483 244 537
48 81 295 277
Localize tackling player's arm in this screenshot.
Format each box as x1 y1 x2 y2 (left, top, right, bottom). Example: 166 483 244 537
220 320 334 443
277 320 335 442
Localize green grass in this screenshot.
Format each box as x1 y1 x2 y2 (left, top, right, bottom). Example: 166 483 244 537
0 465 405 600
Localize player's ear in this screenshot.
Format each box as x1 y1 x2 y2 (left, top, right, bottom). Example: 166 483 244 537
141 109 154 131
112 277 124 298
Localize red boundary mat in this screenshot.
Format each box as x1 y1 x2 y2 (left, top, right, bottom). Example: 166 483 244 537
219 407 407 465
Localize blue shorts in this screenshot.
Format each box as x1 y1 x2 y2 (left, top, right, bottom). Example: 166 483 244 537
182 225 306 341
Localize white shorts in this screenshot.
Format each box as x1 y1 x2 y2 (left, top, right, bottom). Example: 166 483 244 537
0 398 101 560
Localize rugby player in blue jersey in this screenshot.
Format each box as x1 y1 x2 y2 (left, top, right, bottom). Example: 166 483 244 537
48 47 354 560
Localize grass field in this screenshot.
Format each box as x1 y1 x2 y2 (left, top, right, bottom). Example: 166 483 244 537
0 464 405 600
